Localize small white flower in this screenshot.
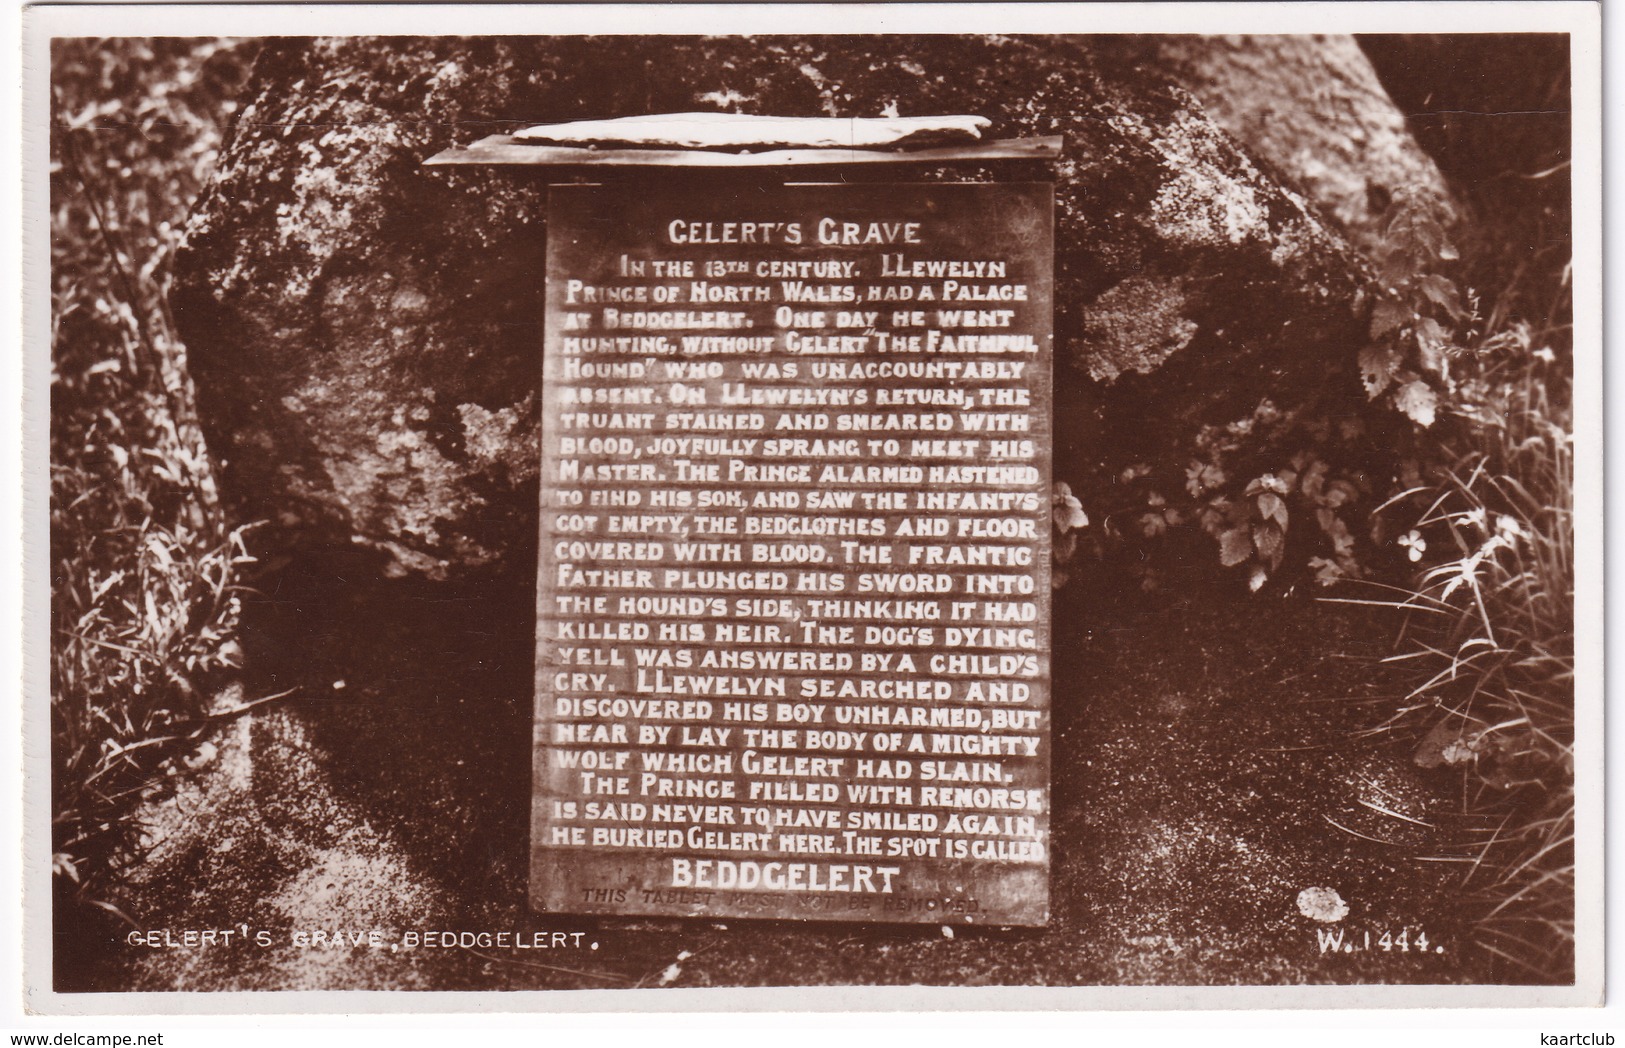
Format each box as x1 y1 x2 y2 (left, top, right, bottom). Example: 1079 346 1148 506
1052 483 1089 533
1398 529 1427 562
1258 473 1289 494
1437 552 1483 601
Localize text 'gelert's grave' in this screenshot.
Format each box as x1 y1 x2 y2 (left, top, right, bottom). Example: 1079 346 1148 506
532 181 1054 925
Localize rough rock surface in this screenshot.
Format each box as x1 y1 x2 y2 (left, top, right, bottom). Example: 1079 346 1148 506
174 35 1434 579
1123 34 1455 257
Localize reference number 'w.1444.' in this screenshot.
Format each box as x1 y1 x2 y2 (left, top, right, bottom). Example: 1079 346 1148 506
1317 927 1445 954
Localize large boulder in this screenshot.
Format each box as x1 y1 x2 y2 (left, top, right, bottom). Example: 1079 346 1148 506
174 35 1443 580
1117 34 1453 258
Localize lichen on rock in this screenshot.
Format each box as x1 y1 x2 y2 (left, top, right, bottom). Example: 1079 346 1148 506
1078 277 1200 383
173 35 1439 580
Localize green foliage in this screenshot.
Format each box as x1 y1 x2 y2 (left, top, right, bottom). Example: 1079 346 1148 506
1051 118 1575 978
1084 398 1380 595
1321 176 1575 978
1072 194 1486 595
50 39 257 914
1362 357 1574 980
1188 404 1372 592
1357 192 1473 428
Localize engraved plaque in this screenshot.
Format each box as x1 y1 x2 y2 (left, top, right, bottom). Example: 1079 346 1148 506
532 182 1053 925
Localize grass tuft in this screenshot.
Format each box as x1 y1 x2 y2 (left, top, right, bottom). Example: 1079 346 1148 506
50 38 259 920
1341 353 1574 981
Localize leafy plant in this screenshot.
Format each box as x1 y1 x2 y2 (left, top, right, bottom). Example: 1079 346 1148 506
1357 191 1476 429
1086 195 1487 594
1088 397 1381 594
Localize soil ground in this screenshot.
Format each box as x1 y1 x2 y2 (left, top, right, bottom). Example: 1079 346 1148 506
61 561 1482 991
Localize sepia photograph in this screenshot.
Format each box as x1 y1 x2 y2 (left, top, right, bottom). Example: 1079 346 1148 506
21 2 1603 1011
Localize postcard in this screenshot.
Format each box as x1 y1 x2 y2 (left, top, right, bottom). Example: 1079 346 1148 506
19 1 1604 1013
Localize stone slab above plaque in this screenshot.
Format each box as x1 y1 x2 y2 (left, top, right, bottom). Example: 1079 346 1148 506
424 134 1063 168
531 181 1054 926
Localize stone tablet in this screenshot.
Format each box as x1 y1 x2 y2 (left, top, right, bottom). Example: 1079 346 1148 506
532 181 1053 925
